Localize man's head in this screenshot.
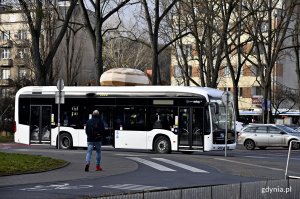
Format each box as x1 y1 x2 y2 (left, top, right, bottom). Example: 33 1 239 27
92 110 99 116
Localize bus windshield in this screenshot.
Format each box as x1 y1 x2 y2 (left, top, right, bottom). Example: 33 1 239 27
211 103 235 131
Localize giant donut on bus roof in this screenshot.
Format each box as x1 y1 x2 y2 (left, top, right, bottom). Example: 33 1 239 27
100 68 151 86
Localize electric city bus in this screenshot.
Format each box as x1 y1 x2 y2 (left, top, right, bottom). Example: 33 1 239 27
14 86 236 153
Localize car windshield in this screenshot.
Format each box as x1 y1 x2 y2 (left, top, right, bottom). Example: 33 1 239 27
277 125 299 133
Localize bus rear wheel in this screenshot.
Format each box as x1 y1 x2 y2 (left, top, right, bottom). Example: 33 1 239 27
154 136 171 154
58 133 73 149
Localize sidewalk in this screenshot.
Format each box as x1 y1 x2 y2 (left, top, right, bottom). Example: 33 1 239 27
0 144 137 187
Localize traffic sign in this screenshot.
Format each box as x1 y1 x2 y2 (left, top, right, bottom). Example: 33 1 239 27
57 78 64 91
55 91 65 104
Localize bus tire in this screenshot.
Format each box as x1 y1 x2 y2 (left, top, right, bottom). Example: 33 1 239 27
244 139 255 150
154 136 171 154
59 133 73 149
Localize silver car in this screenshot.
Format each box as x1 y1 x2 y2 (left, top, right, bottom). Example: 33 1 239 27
238 124 300 150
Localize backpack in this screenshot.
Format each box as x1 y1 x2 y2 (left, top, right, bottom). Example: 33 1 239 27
91 119 103 140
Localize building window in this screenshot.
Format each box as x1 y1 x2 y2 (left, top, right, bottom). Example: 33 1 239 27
174 65 182 78
260 21 268 32
17 30 27 40
183 44 192 57
251 65 261 76
252 42 265 55
1 88 9 97
176 44 192 58
238 87 243 97
19 68 27 78
251 86 262 96
224 66 230 77
0 31 10 41
1 48 11 59
1 69 10 79
16 48 28 59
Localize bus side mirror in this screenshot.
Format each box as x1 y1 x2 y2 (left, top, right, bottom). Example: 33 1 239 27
212 102 219 114
206 102 219 114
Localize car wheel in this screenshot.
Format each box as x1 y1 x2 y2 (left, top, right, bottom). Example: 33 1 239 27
59 133 73 149
258 146 267 150
289 140 300 150
244 139 255 150
154 136 171 154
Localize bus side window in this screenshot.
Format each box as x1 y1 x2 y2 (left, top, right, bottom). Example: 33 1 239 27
153 114 162 129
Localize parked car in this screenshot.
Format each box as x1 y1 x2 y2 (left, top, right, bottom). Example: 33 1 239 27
286 125 300 133
236 121 245 133
238 124 300 150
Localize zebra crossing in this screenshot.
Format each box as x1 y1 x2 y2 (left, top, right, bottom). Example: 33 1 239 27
125 157 209 173
102 184 167 191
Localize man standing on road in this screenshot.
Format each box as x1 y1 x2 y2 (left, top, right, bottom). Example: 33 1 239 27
85 110 105 172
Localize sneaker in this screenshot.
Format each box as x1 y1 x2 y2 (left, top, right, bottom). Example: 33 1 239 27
96 165 102 171
85 164 89 172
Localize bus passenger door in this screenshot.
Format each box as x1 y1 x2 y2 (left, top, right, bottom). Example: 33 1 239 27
191 108 204 148
98 107 114 146
178 108 204 150
178 108 189 147
30 105 51 144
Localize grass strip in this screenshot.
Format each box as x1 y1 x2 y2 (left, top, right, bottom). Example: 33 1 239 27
0 135 14 143
0 152 67 176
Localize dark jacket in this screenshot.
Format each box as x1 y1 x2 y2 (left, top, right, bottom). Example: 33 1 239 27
85 116 105 142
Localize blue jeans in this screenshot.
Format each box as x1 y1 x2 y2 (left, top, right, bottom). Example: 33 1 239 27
86 141 102 166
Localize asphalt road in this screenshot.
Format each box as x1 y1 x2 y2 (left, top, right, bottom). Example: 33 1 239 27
0 143 299 199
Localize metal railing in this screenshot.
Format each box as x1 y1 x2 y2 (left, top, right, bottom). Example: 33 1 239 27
98 179 300 199
285 140 300 180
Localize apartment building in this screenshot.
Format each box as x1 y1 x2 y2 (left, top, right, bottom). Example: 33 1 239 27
0 4 31 97
0 1 96 98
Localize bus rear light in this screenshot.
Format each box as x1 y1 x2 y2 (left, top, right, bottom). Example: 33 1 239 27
13 121 16 133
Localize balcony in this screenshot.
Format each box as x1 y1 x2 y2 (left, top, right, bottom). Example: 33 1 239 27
0 59 13 66
14 58 26 66
0 39 13 47
0 79 13 86
15 39 30 47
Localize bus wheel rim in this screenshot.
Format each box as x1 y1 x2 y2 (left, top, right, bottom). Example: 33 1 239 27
158 140 167 151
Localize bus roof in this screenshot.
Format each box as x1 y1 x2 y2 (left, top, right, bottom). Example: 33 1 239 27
16 86 226 100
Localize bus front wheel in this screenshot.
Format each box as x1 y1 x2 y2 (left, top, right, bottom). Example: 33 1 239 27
58 133 73 149
154 136 171 154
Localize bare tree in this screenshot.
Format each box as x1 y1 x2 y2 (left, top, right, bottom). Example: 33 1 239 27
103 36 151 71
291 9 300 110
241 0 297 123
273 83 299 115
54 22 83 86
18 0 79 85
79 0 131 84
140 0 180 85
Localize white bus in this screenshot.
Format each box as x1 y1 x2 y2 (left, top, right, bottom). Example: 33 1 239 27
14 86 236 153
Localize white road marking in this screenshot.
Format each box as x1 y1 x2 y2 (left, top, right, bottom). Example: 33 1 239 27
115 153 145 157
244 155 300 161
102 184 167 191
215 158 285 171
126 157 176 171
153 158 209 173
20 183 93 191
